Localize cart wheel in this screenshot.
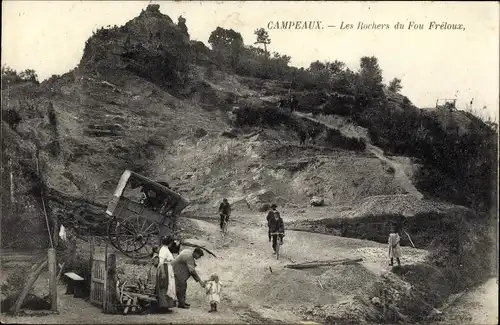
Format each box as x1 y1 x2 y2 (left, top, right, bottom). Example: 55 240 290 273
115 216 160 259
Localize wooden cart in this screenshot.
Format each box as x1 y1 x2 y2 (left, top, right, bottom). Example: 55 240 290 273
106 170 189 259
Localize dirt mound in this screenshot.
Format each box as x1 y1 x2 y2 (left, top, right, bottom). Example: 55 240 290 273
243 269 339 307
319 264 379 296
345 194 462 219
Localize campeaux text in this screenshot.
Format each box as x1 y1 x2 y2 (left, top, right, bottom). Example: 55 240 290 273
268 21 323 30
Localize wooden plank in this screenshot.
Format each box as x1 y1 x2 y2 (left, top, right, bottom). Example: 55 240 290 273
285 258 363 269
48 248 57 312
104 253 117 314
11 260 48 314
123 292 157 302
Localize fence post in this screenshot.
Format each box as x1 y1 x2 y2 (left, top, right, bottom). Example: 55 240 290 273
48 248 57 311
89 237 94 303
382 288 388 322
104 253 117 314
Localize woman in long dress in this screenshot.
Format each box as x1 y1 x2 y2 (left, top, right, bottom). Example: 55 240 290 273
388 226 401 266
156 236 177 312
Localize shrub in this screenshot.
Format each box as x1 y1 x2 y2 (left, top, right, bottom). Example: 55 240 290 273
46 140 61 157
2 109 22 130
47 102 57 128
1 268 33 298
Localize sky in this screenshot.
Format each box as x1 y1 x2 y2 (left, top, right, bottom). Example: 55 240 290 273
2 1 499 121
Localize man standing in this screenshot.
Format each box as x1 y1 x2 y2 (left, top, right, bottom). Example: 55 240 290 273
266 204 278 242
171 248 206 309
218 198 231 231
298 129 307 146
289 94 299 112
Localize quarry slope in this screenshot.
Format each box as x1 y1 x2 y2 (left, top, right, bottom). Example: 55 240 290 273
2 4 496 324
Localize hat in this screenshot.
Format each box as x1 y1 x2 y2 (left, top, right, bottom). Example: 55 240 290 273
271 204 277 209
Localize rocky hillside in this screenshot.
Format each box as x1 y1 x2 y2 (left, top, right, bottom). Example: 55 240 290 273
2 4 497 258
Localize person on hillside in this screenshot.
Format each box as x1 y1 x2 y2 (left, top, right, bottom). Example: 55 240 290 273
205 274 223 313
298 129 307 146
172 248 206 309
266 204 279 242
156 236 177 313
218 198 231 231
289 95 299 112
268 206 285 254
388 226 401 267
308 128 318 145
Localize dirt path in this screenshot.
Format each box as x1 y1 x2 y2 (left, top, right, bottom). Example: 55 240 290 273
365 144 423 199
433 277 498 325
294 112 423 200
1 210 428 324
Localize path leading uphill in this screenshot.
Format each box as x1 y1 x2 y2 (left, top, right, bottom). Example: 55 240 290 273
294 112 423 200
432 277 498 325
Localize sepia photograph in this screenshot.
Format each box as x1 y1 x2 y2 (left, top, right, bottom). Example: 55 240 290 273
1 1 498 324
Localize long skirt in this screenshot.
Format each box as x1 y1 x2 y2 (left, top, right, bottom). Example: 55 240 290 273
156 263 177 309
388 244 401 259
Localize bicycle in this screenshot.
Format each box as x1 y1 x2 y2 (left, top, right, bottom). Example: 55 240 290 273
220 214 229 238
270 232 284 260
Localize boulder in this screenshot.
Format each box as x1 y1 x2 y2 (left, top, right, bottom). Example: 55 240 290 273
258 203 271 212
220 130 238 139
310 196 325 207
193 127 207 138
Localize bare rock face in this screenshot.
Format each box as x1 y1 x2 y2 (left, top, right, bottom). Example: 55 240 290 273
79 4 191 89
246 189 276 207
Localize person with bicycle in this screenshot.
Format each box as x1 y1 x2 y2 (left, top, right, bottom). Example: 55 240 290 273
218 198 231 231
266 204 278 241
268 205 285 254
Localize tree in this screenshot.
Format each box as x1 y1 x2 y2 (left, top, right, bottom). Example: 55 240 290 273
208 27 243 50
358 56 384 100
308 60 326 73
388 78 403 93
326 60 345 75
19 69 38 83
254 28 271 58
208 27 244 69
1 66 39 86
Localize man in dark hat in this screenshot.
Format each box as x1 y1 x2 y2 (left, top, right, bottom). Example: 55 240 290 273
218 198 231 231
268 206 285 254
266 204 279 242
171 247 206 308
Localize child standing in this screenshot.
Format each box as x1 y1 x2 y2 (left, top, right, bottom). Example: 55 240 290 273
388 225 401 266
205 274 223 313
